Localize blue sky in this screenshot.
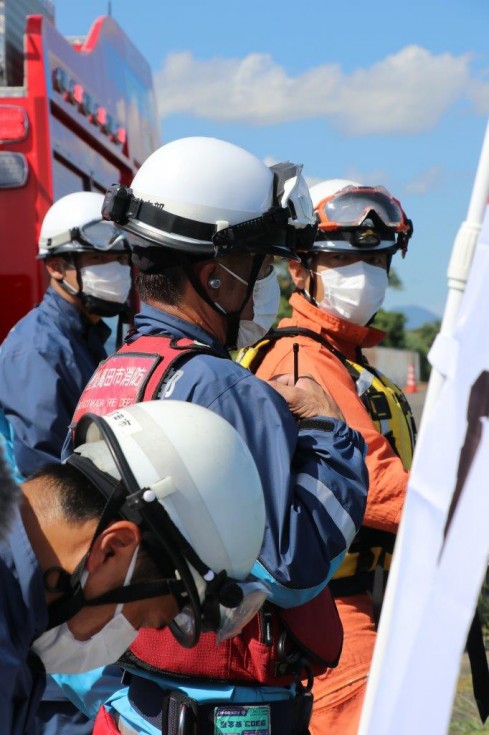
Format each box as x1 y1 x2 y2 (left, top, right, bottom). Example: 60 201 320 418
54 0 489 318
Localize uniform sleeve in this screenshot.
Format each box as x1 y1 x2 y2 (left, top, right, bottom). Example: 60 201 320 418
53 666 124 719
257 337 407 534
0 348 80 477
0 630 27 733
0 577 44 735
167 359 368 609
218 379 368 608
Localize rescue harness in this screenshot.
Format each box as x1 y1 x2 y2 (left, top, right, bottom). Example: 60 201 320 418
238 326 417 622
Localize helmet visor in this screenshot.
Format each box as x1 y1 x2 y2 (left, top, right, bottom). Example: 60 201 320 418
170 578 269 646
39 220 128 257
318 186 405 231
216 580 269 643
78 219 128 251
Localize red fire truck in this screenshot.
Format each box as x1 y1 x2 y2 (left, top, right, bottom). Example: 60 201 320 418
0 0 160 341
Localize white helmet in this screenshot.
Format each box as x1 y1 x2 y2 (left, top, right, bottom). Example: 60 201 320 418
38 191 129 259
60 400 267 647
307 178 413 256
101 136 317 265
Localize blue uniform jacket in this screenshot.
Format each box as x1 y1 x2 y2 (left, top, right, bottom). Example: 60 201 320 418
0 506 48 734
129 305 368 599
57 303 368 729
0 287 110 478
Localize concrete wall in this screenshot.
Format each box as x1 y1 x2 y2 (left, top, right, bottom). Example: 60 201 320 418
362 346 420 388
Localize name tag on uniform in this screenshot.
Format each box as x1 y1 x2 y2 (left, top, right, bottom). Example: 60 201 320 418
214 705 271 734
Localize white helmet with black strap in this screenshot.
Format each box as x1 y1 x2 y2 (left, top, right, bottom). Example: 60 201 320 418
101 137 317 346
44 400 267 649
102 137 316 261
38 191 131 317
38 191 129 259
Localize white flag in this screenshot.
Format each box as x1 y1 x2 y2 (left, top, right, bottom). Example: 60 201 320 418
359 206 489 735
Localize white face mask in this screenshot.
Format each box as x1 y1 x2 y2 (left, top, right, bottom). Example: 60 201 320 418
313 261 388 326
80 262 131 304
216 264 280 349
32 547 139 674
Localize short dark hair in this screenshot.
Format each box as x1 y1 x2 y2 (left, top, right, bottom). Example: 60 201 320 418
135 267 188 306
30 462 106 523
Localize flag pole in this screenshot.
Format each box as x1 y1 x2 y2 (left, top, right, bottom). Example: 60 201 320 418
421 119 489 422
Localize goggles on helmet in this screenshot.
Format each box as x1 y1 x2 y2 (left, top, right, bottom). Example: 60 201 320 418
101 164 317 262
39 219 129 257
45 411 269 647
171 577 270 648
309 185 413 257
316 185 410 234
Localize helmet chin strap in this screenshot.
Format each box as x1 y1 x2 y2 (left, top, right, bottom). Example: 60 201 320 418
299 254 319 306
306 270 319 307
55 253 87 305
185 254 265 349
42 461 186 630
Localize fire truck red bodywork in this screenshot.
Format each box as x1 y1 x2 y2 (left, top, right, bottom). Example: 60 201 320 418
0 14 160 341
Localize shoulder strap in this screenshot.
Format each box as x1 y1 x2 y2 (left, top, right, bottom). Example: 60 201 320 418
237 326 352 378
267 326 347 363
266 327 362 390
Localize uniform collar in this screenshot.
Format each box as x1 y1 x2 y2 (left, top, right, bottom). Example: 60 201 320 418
44 287 110 345
134 302 228 356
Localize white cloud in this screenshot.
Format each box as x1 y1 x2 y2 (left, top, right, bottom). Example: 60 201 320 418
466 78 489 115
404 166 444 195
264 156 442 197
154 46 476 136
303 168 391 189
341 168 391 187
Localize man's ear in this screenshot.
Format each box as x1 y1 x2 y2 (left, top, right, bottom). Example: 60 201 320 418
288 259 309 292
85 521 141 574
193 260 221 300
45 256 67 282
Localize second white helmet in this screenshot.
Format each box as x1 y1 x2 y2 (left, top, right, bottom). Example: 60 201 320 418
38 191 129 259
69 400 267 647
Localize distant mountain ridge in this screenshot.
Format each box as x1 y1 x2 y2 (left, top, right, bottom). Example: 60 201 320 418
391 305 441 330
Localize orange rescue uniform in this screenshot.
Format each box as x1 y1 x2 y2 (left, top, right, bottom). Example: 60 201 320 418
255 292 410 735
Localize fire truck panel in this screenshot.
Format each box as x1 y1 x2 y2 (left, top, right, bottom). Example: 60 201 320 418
0 10 160 341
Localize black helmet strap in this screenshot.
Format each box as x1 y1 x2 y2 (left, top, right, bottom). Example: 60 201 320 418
184 254 265 349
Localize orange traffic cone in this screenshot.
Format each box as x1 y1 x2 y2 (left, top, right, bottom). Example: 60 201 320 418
405 362 418 394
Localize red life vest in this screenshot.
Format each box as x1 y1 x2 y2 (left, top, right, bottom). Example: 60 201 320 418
73 333 343 686
71 334 203 428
